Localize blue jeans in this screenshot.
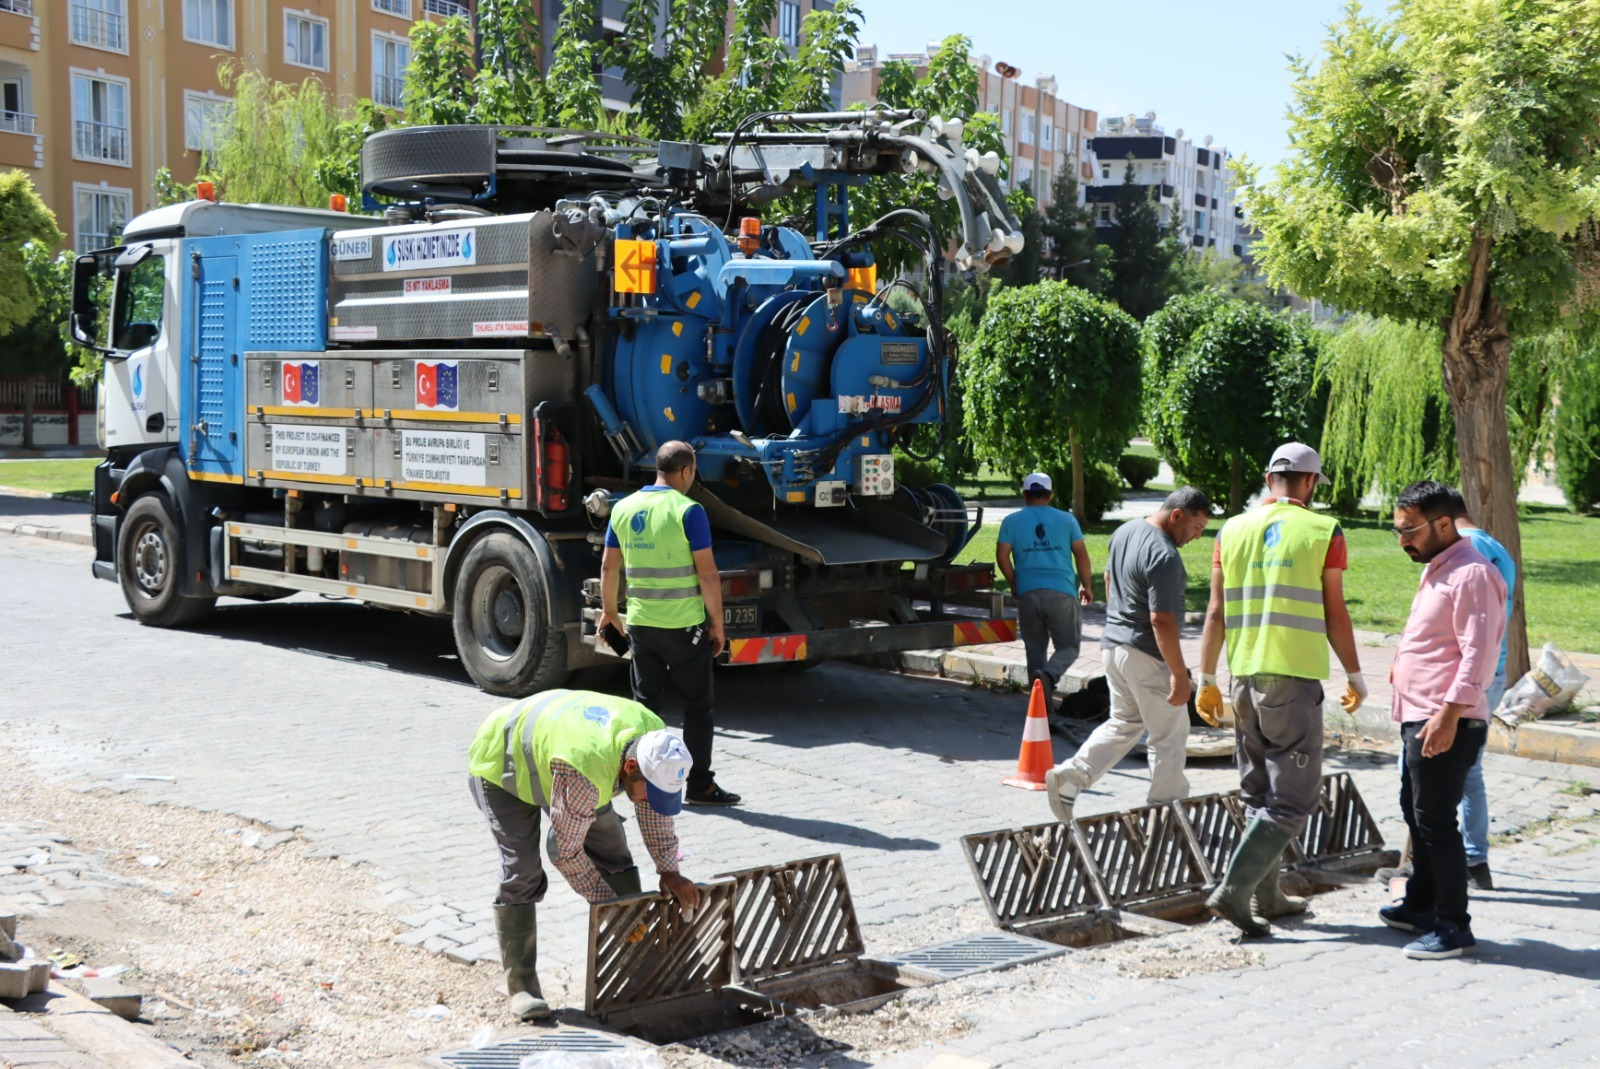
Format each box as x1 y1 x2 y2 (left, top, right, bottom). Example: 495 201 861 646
1459 676 1506 866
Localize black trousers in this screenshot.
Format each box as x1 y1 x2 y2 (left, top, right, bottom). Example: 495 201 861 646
628 622 716 793
1400 718 1488 932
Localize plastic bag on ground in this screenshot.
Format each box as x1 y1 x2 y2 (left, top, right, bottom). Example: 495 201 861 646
1495 643 1590 729
519 1050 664 1069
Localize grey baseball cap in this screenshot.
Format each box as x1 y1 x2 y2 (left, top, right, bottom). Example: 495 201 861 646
1266 442 1331 485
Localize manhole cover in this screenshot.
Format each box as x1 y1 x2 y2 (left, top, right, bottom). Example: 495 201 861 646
436 1029 634 1067
885 932 1064 980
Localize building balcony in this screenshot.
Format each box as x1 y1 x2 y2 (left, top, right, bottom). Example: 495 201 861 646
0 0 32 14
422 0 470 20
0 109 34 134
373 74 405 109
73 119 129 165
1194 191 1207 208
0 112 37 169
71 2 126 51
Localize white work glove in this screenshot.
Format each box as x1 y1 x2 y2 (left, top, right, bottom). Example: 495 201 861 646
1340 672 1368 715
1195 672 1224 727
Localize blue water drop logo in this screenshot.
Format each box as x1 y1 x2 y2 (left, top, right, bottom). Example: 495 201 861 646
630 511 647 534
582 706 612 726
1263 521 1283 548
386 241 397 266
131 364 144 398
461 232 473 259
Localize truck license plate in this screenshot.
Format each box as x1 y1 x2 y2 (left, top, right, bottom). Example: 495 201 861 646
724 605 757 628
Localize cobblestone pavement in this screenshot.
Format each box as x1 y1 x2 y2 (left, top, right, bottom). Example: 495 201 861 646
5 534 1599 1067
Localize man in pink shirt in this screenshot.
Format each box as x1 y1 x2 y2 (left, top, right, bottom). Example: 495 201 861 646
1382 481 1507 960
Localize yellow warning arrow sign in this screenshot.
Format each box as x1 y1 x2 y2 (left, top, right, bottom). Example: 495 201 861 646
613 239 658 294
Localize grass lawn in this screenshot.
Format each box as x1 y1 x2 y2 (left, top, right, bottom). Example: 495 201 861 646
956 504 1600 654
0 459 98 500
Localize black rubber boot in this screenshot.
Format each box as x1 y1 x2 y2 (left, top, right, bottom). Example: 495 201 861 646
493 902 551 1021
602 866 643 897
1207 818 1292 937
1252 848 1308 919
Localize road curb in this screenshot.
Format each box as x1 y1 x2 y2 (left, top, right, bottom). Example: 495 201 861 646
1490 717 1600 769
0 484 91 503
0 520 93 547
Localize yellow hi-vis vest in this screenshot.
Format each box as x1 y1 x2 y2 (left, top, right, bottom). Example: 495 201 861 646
610 488 706 628
1217 501 1338 680
467 689 665 808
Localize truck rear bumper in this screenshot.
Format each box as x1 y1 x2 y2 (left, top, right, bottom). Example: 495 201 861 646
725 617 1017 665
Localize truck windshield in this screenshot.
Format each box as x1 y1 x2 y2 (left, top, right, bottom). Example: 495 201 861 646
111 253 166 351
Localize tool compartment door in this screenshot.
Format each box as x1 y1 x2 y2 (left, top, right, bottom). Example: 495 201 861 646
184 252 243 477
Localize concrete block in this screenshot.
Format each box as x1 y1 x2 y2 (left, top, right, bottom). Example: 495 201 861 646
0 960 29 999
26 958 50 994
82 976 142 1021
0 910 15 939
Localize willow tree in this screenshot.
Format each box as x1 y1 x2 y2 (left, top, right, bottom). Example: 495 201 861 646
1239 0 1600 678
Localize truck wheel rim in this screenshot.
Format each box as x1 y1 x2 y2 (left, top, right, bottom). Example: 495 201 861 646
474 564 526 659
133 527 168 593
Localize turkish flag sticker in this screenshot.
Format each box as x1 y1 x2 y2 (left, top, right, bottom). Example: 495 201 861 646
416 362 437 408
283 363 302 404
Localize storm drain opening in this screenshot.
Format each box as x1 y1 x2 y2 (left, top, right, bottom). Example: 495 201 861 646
963 775 1390 952
432 1028 637 1067
882 931 1066 981
585 854 934 1046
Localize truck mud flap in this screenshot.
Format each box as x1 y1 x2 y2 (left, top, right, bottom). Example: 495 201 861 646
725 617 1016 665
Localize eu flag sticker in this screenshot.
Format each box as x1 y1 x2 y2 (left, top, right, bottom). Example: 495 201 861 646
416 360 460 411
282 361 320 406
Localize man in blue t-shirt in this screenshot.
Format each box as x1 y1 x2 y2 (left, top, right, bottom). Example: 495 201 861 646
996 473 1094 699
1450 490 1515 889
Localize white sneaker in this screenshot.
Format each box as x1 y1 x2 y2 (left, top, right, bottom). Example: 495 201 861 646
1045 767 1077 824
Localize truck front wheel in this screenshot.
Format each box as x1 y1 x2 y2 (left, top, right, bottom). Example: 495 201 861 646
118 493 215 628
451 531 568 696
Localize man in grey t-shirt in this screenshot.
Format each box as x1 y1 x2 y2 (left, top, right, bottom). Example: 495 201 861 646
1047 488 1211 820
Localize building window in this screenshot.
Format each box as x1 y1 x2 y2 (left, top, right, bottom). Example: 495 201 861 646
71 72 130 166
1194 210 1206 232
74 184 131 253
1016 162 1032 188
1100 161 1111 180
1098 204 1112 223
373 32 410 108
285 11 329 71
70 0 128 53
1041 122 1052 148
0 77 32 134
423 0 469 17
1039 168 1051 196
184 0 234 49
183 91 230 152
1001 111 1011 135
778 0 800 47
372 0 410 15
1020 114 1034 145
0 0 34 15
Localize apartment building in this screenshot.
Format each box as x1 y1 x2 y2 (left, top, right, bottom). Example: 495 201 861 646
0 0 471 255
1086 110 1239 258
841 44 1098 214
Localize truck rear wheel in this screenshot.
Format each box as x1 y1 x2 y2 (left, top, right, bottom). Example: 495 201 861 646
118 493 215 628
451 531 568 696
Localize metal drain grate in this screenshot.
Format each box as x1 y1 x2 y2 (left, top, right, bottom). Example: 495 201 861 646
1297 771 1386 864
885 931 1064 980
718 854 864 983
584 881 737 1018
436 1030 634 1067
962 820 1104 928
1074 803 1207 909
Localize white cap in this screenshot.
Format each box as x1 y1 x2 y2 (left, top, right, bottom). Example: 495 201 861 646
1021 472 1052 493
634 730 692 816
1266 442 1331 486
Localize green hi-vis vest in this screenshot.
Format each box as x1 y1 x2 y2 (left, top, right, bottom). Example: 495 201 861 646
611 488 706 628
1217 501 1339 680
467 689 665 809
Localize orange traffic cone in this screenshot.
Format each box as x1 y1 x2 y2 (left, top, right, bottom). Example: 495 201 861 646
1002 679 1055 791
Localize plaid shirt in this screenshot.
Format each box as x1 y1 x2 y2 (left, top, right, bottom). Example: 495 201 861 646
547 759 679 904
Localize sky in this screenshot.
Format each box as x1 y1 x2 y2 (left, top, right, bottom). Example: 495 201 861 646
852 0 1354 170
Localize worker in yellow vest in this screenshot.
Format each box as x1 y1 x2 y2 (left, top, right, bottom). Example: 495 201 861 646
468 689 702 1020
1196 443 1367 937
599 440 740 806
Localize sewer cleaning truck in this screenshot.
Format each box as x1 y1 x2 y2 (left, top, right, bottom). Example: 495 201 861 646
74 111 1023 695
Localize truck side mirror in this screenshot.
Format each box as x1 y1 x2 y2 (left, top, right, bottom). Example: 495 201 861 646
70 254 106 351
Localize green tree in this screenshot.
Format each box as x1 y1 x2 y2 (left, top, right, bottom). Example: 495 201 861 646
1172 247 1277 307
2 240 76 450
1238 0 1600 677
1553 340 1600 513
961 281 1143 522
0 172 61 335
1143 295 1322 513
1104 158 1185 320
1042 172 1110 292
606 0 729 140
